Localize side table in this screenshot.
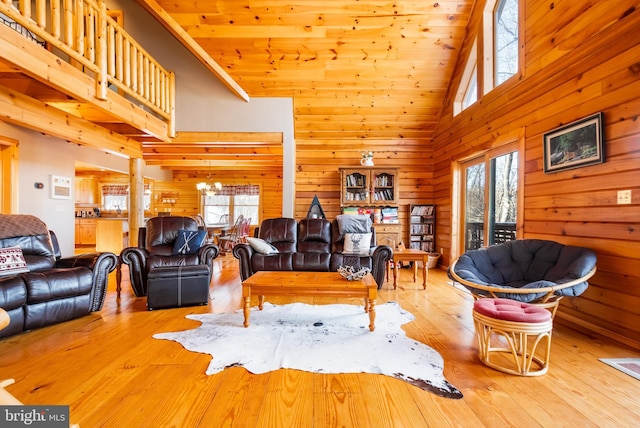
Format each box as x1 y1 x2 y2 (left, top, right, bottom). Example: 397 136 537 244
391 248 429 289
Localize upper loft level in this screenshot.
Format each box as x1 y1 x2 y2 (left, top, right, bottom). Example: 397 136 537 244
0 0 174 157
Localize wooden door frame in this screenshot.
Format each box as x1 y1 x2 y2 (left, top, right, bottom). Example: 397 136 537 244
451 128 525 261
0 136 19 214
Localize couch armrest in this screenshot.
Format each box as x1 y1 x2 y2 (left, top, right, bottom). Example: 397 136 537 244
198 243 220 269
55 252 117 311
371 245 393 289
120 247 149 296
232 243 255 281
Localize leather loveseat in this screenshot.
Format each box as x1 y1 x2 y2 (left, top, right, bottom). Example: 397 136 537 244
0 214 118 338
233 217 393 289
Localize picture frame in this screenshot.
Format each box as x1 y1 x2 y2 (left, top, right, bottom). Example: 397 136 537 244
543 112 605 173
51 175 72 199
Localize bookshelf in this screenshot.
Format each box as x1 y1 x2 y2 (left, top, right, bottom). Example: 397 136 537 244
340 167 400 246
409 204 435 252
340 167 399 206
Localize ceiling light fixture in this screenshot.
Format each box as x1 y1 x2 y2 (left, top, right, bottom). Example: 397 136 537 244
196 162 222 196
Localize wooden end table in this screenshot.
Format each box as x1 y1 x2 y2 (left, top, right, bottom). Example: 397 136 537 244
241 271 377 331
391 248 429 289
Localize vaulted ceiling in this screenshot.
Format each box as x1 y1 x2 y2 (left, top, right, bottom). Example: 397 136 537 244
136 0 474 147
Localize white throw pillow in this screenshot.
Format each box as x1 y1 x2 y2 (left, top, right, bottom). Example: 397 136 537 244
246 237 279 255
343 233 372 255
0 246 29 277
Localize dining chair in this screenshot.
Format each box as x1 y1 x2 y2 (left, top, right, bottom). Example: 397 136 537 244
218 215 244 252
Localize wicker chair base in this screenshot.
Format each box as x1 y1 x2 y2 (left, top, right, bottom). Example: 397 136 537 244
473 310 553 376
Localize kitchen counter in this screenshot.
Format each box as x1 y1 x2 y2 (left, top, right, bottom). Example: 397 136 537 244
96 218 129 254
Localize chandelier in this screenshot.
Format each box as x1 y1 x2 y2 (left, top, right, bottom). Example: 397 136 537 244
196 180 222 196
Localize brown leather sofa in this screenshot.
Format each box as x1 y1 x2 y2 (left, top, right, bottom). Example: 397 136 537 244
0 214 118 338
120 216 219 297
233 217 393 289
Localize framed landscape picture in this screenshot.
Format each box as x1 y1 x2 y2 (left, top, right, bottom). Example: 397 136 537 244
543 112 605 173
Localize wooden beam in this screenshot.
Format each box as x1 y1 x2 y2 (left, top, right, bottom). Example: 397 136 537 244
172 132 283 144
133 0 250 102
0 85 142 158
0 23 170 142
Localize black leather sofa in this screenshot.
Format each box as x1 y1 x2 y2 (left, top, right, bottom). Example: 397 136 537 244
233 217 393 289
120 216 219 297
0 214 117 338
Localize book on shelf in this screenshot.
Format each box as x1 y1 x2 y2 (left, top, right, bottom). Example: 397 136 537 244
381 207 398 223
410 205 434 216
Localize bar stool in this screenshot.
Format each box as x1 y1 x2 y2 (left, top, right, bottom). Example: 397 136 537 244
472 298 553 376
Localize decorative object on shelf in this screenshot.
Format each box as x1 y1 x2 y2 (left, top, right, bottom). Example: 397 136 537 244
360 151 374 166
543 112 605 173
338 265 371 281
306 194 326 219
158 192 179 204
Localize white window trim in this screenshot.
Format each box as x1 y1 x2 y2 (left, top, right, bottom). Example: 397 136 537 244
453 39 478 116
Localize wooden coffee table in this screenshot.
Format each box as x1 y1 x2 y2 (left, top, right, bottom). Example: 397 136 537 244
241 271 377 331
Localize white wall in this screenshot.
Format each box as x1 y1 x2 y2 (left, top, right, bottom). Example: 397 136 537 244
0 121 170 255
107 1 296 216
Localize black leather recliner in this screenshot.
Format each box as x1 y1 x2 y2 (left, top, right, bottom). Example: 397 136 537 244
120 216 219 297
0 214 117 338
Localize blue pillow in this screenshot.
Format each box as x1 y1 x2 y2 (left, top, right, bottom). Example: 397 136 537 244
172 229 207 255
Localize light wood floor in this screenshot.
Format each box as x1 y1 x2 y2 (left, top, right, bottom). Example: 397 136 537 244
1 255 639 427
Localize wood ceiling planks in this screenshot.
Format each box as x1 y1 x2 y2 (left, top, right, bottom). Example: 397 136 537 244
147 0 474 143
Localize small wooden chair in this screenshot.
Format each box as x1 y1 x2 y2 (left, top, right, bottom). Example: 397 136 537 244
218 215 244 252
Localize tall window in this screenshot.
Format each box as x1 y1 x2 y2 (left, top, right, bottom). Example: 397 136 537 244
203 185 260 225
461 147 519 250
454 39 477 115
494 0 519 85
462 66 478 109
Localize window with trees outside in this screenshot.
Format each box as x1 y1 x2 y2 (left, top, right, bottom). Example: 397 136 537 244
454 39 477 115
203 185 260 226
494 0 519 85
462 147 519 251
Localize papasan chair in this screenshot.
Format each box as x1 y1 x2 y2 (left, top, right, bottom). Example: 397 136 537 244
448 239 597 318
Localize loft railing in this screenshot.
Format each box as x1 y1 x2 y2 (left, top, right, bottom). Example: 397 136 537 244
0 0 175 136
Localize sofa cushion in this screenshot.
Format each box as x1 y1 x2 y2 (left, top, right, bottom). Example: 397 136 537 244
343 233 372 255
172 229 207 255
293 253 331 271
336 214 372 235
246 237 278 255
297 218 331 253
22 268 94 304
0 246 29 277
0 215 58 271
147 254 200 270
251 253 293 271
258 218 298 253
146 216 199 255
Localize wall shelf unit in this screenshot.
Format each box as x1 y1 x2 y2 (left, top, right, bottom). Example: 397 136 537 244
409 204 435 252
340 167 400 246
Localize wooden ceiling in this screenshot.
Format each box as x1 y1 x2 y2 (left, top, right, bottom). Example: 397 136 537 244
137 0 474 145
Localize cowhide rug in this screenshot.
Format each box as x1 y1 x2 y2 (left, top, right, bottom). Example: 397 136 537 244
153 301 463 399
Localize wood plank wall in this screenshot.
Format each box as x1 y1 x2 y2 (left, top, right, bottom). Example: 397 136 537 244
294 140 434 246
434 0 640 347
158 170 284 226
